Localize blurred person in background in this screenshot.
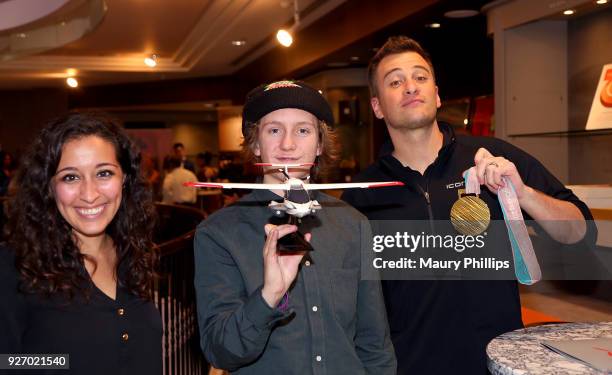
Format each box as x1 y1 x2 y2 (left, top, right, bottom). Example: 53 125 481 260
0 151 17 197
172 142 195 173
195 151 219 182
162 156 197 206
141 152 161 201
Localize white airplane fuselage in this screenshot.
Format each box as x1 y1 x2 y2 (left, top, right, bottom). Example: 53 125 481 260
268 178 322 218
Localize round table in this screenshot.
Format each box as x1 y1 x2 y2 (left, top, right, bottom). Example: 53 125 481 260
487 322 612 375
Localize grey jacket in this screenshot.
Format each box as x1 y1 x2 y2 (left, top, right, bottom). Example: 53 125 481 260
194 189 396 374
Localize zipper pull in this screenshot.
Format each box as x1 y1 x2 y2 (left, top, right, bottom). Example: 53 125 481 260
424 191 431 205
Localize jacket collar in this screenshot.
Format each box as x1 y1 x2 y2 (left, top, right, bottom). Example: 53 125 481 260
379 121 457 178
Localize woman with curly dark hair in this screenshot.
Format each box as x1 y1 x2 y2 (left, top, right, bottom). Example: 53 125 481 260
0 112 161 374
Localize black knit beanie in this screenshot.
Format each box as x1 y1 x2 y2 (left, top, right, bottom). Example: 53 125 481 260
241 80 334 136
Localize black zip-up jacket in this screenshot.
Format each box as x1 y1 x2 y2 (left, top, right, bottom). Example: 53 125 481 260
342 123 594 374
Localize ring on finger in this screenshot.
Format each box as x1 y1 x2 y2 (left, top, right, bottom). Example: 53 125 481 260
487 161 499 168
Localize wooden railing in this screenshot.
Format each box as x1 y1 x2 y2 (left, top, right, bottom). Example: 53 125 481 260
154 203 207 375
0 196 8 241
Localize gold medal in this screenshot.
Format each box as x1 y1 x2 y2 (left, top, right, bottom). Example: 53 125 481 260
450 189 490 235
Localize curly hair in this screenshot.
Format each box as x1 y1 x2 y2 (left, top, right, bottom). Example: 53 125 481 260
6 112 158 300
241 119 340 181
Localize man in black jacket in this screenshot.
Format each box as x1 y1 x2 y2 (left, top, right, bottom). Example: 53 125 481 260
342 36 594 374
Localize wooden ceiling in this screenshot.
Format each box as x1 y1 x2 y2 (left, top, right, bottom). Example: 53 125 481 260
1 0 495 107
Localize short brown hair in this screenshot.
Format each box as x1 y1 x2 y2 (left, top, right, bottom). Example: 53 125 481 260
241 119 339 181
368 36 435 97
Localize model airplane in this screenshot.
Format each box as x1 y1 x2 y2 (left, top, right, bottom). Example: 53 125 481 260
185 163 403 252
184 163 404 218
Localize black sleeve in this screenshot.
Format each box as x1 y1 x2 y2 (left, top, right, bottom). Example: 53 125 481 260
498 141 597 246
341 188 357 209
0 245 27 352
341 188 372 217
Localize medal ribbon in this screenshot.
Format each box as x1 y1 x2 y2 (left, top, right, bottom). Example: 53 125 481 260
463 168 541 285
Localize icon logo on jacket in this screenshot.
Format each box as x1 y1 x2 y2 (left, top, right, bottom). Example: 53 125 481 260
445 181 464 189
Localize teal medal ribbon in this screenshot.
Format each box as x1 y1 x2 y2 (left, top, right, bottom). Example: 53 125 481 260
463 168 541 285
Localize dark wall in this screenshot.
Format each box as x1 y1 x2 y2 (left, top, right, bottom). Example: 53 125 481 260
0 89 69 156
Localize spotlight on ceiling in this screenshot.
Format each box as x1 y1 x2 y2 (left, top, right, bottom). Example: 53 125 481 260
231 40 246 46
596 0 607 4
277 0 299 47
144 54 158 68
426 22 441 28
66 77 78 88
563 9 575 15
276 29 293 47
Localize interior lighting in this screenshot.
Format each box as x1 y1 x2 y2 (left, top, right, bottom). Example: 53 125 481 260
144 54 158 68
563 9 575 15
276 30 293 47
66 77 78 88
276 0 299 47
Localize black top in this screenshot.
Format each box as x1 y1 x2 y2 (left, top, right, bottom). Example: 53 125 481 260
0 245 162 375
342 123 595 374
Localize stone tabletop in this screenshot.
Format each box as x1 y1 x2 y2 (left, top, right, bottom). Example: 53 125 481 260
487 322 612 374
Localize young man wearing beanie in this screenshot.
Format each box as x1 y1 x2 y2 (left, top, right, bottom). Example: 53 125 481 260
194 80 396 374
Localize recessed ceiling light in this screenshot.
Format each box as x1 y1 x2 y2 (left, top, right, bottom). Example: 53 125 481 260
66 77 78 88
596 0 607 4
16 33 26 38
231 40 246 46
444 9 479 18
563 9 575 15
144 54 158 67
349 56 360 62
426 23 441 28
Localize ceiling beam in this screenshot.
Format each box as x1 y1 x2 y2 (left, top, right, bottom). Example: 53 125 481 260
68 75 248 109
68 0 445 109
236 0 438 84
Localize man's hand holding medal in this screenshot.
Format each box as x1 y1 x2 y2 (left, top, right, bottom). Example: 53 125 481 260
473 147 528 200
